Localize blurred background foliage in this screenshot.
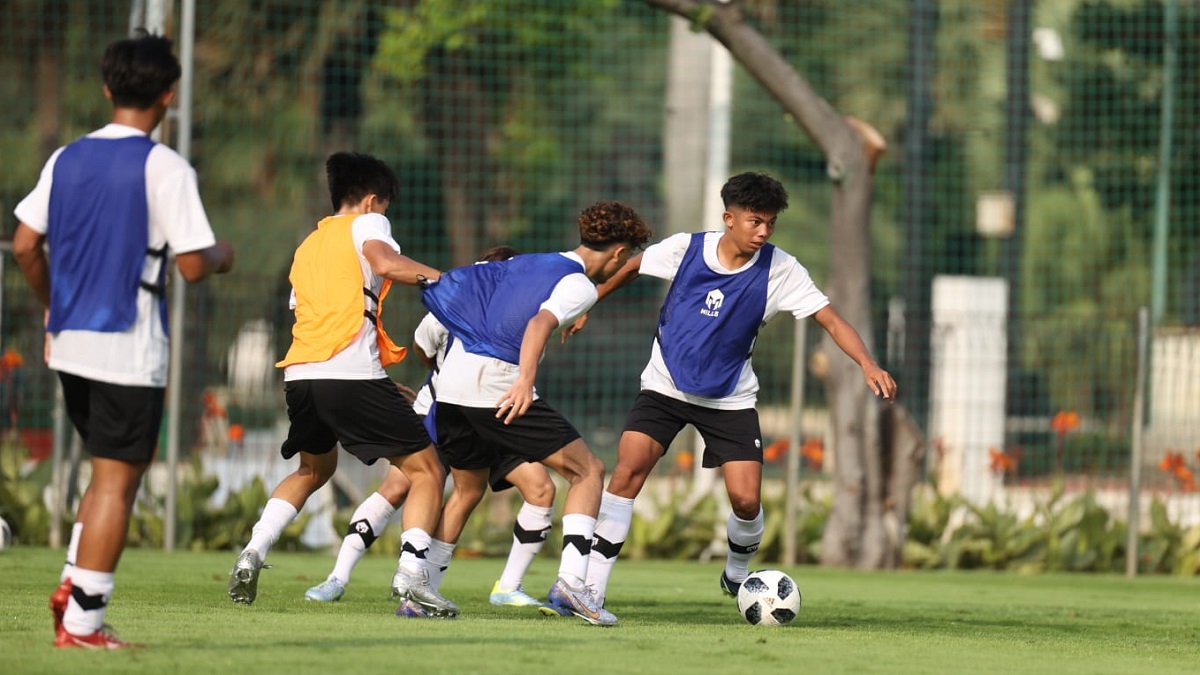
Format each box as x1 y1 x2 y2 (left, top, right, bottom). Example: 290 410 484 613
0 0 1196 478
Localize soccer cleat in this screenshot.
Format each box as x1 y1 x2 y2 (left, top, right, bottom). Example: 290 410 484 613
304 578 345 602
537 603 573 618
719 571 742 598
546 578 617 626
54 624 139 650
394 598 429 618
489 581 545 608
50 578 71 632
390 566 459 618
227 549 265 605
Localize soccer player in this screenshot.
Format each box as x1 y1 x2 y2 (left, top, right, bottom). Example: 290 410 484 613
12 34 236 649
226 151 458 618
304 246 560 612
420 201 652 626
580 172 896 607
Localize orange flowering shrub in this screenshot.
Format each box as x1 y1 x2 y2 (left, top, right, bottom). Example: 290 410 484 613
1158 450 1197 492
800 438 824 471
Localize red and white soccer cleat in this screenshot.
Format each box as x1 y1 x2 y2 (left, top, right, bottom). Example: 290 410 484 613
49 578 71 633
54 624 140 650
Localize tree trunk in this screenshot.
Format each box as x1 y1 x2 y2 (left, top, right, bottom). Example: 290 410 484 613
424 52 492 268
643 0 913 568
36 1 66 160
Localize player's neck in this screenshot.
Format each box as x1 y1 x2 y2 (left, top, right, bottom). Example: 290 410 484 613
715 234 754 270
573 245 607 282
110 107 162 136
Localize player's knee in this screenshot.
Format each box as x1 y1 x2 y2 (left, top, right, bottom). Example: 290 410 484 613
608 462 649 495
377 478 410 506
296 463 334 487
729 495 762 520
519 477 556 507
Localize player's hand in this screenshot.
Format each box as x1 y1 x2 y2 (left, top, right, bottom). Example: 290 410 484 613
863 364 897 401
562 312 590 343
212 241 235 274
495 382 534 425
394 382 418 405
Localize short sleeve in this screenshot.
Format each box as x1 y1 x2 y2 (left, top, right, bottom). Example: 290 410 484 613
12 148 66 234
413 313 448 362
539 273 598 326
638 232 692 281
772 251 830 319
148 146 217 254
352 213 402 254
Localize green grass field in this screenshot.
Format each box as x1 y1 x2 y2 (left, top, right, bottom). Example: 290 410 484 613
2 547 1198 675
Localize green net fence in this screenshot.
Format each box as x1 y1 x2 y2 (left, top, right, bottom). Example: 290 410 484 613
1 0 1198 543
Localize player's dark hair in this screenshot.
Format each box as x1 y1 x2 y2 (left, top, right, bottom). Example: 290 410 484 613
720 172 789 215
578 200 652 251
101 33 182 109
325 152 400 211
477 245 519 263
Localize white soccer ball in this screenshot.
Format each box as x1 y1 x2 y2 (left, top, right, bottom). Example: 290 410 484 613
0 515 11 551
737 569 801 626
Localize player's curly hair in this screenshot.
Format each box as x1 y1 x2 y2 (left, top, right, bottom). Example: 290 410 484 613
578 200 653 251
720 172 789 214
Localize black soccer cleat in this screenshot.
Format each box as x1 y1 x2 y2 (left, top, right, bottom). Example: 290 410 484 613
719 571 742 598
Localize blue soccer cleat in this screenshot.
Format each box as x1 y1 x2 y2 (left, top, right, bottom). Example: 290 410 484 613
489 581 545 608
546 578 617 626
305 578 345 602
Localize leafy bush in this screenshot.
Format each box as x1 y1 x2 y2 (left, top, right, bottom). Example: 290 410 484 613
127 455 310 552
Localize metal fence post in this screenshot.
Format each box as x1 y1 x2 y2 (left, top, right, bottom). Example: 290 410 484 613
1126 307 1150 578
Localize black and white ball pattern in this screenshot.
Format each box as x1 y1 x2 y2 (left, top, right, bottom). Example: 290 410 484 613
736 569 801 626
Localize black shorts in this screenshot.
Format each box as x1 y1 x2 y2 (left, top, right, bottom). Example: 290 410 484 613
57 371 164 463
434 400 581 472
419 408 525 492
282 379 432 466
623 390 762 467
488 454 531 493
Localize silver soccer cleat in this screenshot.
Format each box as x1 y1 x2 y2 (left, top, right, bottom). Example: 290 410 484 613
227 549 264 605
390 566 459 618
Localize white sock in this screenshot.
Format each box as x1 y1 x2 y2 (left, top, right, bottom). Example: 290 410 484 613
425 538 456 591
557 512 596 588
497 502 552 592
398 527 432 575
61 522 83 582
245 498 299 560
330 492 396 586
62 566 113 636
585 492 634 605
724 507 764 582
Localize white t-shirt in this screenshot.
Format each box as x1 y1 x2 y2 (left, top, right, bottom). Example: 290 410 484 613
13 124 218 387
411 312 448 416
638 231 830 410
434 251 596 407
284 212 402 381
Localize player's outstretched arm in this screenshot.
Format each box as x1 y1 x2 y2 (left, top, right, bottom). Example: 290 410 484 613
176 241 235 282
363 240 441 285
12 223 50 306
562 251 644 343
497 309 559 424
812 305 897 400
